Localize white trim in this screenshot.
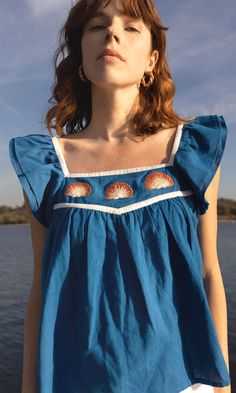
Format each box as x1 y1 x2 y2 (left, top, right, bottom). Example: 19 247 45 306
180 383 214 393
51 137 70 176
168 123 184 163
51 124 184 178
53 190 193 215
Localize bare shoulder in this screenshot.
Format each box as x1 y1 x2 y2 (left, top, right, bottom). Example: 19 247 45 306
56 128 93 154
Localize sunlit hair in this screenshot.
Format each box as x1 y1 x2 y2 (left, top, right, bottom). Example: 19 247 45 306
45 0 195 137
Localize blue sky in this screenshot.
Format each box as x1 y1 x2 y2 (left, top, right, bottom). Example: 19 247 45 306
2 0 236 207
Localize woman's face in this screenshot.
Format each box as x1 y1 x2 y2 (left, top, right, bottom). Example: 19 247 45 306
81 0 158 89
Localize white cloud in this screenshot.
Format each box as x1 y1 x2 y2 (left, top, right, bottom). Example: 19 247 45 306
24 0 73 17
0 99 20 115
175 78 236 123
168 8 236 71
208 91 236 122
163 0 236 127
0 68 49 87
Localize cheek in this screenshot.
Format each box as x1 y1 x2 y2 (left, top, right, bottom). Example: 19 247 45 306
129 32 151 55
81 42 94 68
128 42 150 70
81 34 97 57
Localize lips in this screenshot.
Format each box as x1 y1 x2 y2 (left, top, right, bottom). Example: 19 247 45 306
99 48 125 61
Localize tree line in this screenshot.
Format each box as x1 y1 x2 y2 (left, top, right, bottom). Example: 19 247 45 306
0 197 236 225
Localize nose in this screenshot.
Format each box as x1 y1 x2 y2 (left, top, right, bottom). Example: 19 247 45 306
106 26 120 42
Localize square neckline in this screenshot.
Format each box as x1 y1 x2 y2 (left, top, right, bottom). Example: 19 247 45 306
51 123 185 178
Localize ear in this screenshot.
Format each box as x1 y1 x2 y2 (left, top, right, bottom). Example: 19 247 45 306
146 50 159 72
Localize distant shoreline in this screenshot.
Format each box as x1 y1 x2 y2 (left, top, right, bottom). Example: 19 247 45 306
218 216 236 222
0 216 236 226
0 199 236 225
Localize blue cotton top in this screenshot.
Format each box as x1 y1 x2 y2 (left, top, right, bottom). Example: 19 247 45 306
9 114 231 393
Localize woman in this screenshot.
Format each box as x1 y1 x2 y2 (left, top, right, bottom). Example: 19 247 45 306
9 0 231 392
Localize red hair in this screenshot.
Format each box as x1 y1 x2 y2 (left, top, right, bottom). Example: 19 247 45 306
45 0 195 137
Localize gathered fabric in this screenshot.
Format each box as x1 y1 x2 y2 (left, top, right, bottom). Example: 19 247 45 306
9 114 230 393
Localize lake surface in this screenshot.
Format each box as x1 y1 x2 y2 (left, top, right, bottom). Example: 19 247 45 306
0 222 235 393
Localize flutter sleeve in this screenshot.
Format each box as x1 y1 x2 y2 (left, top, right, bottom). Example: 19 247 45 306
174 114 228 215
9 134 57 227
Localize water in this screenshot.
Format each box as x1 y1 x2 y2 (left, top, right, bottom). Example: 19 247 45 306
0 222 235 393
217 221 236 367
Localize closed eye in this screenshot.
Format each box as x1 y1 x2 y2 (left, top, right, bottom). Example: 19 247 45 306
126 26 140 32
90 25 106 30
90 25 140 32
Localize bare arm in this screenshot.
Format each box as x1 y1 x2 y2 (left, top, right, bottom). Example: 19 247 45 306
197 166 230 393
21 190 47 393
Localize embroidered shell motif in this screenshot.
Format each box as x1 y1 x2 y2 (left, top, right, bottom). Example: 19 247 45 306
105 181 133 200
63 173 174 199
64 182 92 197
145 172 174 190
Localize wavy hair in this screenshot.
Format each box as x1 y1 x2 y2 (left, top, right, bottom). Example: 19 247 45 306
45 0 195 137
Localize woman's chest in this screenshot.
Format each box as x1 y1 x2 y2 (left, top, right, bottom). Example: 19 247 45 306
56 126 178 174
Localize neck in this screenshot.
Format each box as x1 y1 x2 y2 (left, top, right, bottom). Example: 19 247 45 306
84 84 141 143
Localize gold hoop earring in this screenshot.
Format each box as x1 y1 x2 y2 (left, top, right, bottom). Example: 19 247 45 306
140 71 154 88
78 65 89 82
